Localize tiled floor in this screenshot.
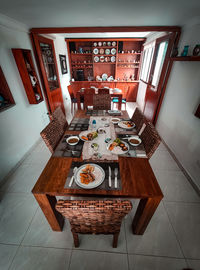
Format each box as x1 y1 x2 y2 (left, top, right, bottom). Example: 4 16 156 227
0 103 200 270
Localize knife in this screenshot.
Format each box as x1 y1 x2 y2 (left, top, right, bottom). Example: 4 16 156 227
114 167 118 188
108 166 112 187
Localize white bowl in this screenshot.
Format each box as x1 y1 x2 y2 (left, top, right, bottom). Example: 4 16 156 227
128 136 141 146
66 136 79 145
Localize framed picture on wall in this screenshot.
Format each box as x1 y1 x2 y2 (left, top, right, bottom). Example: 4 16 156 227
59 54 68 74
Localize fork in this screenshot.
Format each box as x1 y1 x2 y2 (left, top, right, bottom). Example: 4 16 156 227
114 167 118 188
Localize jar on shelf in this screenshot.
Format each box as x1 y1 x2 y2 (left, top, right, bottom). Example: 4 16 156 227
193 44 200 56
181 45 189 57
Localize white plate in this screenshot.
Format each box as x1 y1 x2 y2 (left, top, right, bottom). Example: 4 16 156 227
100 56 104 62
93 42 97 47
100 48 104 54
94 56 99 63
118 120 135 129
75 164 105 189
98 42 102 47
105 49 110 55
66 136 79 145
79 130 98 142
111 56 116 62
107 42 111 46
112 41 116 46
107 140 129 155
128 136 142 146
111 118 121 124
93 48 99 55
111 48 116 55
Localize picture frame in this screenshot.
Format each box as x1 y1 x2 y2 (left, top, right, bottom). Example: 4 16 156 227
59 54 68 74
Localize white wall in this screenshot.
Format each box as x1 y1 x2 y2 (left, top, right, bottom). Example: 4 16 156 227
0 14 49 183
53 35 72 123
156 24 200 189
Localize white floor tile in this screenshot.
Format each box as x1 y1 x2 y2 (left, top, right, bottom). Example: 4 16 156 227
128 254 187 270
0 163 45 193
0 193 38 244
164 202 200 259
9 246 71 270
22 207 73 249
0 244 18 270
187 259 200 269
69 250 128 270
153 170 200 202
125 202 183 257
149 150 180 171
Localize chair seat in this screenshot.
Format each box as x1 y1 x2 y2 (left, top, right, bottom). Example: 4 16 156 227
112 98 126 103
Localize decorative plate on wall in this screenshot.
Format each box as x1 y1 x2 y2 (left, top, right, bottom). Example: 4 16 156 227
98 42 102 47
103 42 106 46
93 42 97 47
105 49 110 55
93 48 99 55
111 56 116 62
94 56 100 62
107 42 111 46
100 56 105 62
100 48 104 55
112 41 117 47
111 48 116 55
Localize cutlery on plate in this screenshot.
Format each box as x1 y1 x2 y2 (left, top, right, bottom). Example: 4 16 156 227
69 167 77 187
108 166 112 187
114 167 118 188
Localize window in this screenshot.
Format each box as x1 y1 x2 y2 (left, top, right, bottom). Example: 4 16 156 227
151 41 168 87
140 44 154 83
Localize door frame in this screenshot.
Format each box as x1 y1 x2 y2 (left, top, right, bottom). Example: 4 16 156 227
30 33 63 115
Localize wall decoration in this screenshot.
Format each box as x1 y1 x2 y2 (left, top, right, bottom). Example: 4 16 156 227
59 54 68 74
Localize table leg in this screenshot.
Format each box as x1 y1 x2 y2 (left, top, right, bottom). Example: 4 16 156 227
118 95 122 110
132 197 162 235
34 194 64 231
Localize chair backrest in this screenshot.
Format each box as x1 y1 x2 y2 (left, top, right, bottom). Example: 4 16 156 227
52 106 68 132
40 119 63 153
98 88 109 94
56 200 132 234
131 107 146 133
84 88 95 108
93 94 111 110
140 122 161 159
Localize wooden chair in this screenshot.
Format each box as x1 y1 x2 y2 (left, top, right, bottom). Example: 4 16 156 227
93 94 111 110
131 107 146 134
68 85 77 114
83 88 95 109
56 200 132 248
52 106 68 132
40 119 63 153
140 122 161 159
112 87 129 110
98 88 109 94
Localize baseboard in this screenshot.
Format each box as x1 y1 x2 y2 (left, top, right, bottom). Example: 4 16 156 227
0 138 42 188
162 139 200 197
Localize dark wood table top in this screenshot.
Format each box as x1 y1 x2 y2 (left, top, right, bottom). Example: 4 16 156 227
32 110 163 200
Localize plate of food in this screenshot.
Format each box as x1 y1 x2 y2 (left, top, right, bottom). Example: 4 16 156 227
111 118 121 124
66 136 79 145
107 138 129 155
118 120 135 129
79 130 98 142
128 136 142 146
75 164 105 189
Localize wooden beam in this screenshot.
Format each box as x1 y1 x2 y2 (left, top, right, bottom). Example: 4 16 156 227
30 26 181 34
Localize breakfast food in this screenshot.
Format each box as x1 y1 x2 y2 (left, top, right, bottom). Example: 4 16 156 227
108 138 128 154
123 121 134 127
68 138 79 144
81 131 98 141
129 138 140 144
80 165 95 185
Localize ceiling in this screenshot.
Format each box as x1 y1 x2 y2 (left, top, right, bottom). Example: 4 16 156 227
0 0 200 28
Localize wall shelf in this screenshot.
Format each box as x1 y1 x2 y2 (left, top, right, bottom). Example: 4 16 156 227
171 56 200 61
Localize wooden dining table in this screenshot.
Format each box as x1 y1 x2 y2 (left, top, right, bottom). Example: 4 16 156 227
32 110 163 235
76 89 123 110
